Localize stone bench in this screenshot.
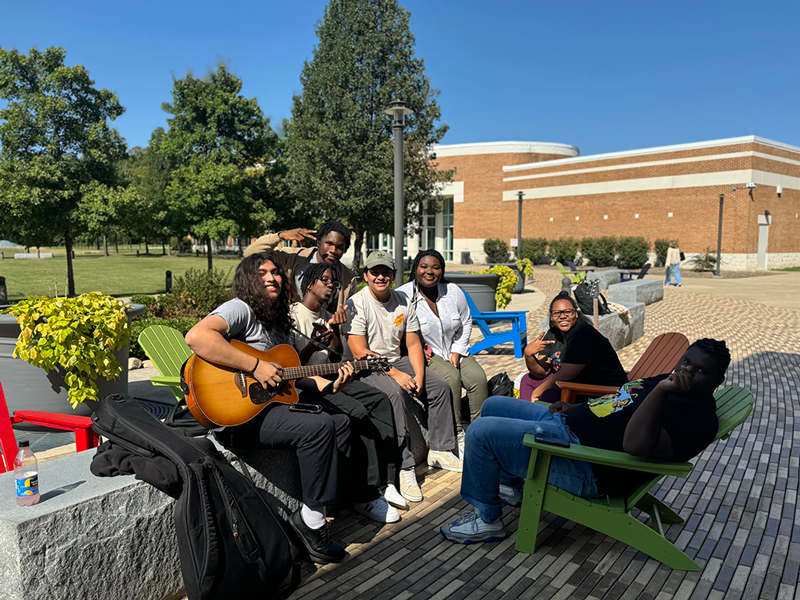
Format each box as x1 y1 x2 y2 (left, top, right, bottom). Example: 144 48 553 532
607 279 663 305
586 269 625 291
540 300 645 351
13 253 54 259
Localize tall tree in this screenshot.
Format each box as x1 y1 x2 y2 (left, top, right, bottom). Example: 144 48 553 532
288 0 451 269
0 47 126 295
159 65 278 269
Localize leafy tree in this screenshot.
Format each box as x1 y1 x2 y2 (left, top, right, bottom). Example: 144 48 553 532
0 47 127 295
159 65 279 269
288 0 451 268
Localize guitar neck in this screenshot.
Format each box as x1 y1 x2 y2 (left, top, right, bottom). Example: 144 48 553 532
281 360 373 380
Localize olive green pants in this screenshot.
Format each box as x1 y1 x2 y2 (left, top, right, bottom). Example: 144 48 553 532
428 355 489 431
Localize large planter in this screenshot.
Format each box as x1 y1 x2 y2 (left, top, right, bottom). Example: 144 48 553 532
0 304 146 416
496 263 527 293
447 273 500 312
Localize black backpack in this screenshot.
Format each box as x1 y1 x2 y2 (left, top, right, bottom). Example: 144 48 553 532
573 282 611 316
488 372 515 397
90 394 300 600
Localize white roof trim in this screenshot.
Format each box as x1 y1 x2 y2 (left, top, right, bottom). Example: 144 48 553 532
502 136 800 173
433 141 579 158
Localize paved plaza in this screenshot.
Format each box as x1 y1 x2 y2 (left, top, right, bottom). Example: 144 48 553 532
289 268 800 600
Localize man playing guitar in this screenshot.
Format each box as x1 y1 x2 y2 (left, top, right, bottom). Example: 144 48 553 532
185 252 350 565
290 262 404 522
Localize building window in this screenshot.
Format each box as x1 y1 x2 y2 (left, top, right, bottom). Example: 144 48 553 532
424 202 436 251
442 196 454 261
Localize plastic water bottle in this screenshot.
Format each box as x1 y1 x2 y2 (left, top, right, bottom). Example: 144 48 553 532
14 441 40 506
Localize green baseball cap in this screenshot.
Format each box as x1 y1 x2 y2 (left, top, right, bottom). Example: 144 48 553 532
364 250 395 271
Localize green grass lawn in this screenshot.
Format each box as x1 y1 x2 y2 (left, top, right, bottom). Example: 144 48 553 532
776 266 800 272
0 254 240 300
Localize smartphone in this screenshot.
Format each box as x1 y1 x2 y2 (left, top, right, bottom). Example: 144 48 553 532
533 432 570 448
288 402 323 414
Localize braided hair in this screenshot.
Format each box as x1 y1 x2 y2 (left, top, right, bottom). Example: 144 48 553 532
315 221 351 252
688 338 731 377
300 262 339 297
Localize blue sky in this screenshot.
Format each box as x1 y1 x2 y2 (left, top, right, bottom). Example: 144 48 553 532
2 0 798 155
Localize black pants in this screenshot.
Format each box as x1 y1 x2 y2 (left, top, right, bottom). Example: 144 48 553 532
308 380 398 501
243 403 351 509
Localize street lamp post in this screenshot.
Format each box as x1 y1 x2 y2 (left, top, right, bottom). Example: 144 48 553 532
516 191 524 260
715 193 724 276
385 100 414 283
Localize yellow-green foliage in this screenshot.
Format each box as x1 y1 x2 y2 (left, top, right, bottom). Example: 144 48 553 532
5 293 130 408
468 265 518 309
516 258 534 278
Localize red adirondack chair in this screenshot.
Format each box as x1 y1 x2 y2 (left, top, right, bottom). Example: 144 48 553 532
555 332 690 404
0 382 99 473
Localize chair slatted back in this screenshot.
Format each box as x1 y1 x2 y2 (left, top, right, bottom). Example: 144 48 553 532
463 290 481 317
138 325 194 398
626 333 689 382
0 383 18 473
636 264 652 279
713 386 754 442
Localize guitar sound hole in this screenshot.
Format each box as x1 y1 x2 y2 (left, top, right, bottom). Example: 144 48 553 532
249 382 282 405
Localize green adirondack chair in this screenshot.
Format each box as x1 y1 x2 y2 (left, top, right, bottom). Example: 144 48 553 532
137 325 194 401
556 261 585 284
515 386 754 571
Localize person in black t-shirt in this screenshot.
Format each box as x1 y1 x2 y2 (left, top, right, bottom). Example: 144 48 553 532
440 338 730 545
524 293 627 402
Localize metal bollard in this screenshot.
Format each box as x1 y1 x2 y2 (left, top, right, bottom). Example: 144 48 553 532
165 270 173 293
136 249 140 257
1 251 4 260
0 276 7 304
561 276 572 295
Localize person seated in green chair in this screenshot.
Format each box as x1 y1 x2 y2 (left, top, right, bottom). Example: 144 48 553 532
439 338 731 545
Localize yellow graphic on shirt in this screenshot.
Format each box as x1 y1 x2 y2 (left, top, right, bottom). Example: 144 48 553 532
587 379 644 418
394 314 405 327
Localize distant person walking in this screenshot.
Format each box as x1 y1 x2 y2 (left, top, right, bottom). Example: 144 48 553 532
665 241 682 287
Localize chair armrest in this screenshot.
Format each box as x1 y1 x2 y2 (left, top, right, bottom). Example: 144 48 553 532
151 375 181 386
522 434 693 477
13 410 93 428
556 381 619 404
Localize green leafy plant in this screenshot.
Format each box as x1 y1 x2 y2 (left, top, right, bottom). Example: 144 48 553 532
4 293 131 408
468 265 518 309
516 258 534 278
654 239 670 267
483 238 510 264
616 236 650 268
548 237 580 264
129 316 202 360
150 268 234 318
520 238 548 264
171 237 193 254
581 237 618 266
689 249 717 272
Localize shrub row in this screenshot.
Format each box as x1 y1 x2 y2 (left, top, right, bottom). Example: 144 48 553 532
483 236 654 268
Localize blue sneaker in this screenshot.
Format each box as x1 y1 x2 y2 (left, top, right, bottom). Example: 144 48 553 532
440 509 507 544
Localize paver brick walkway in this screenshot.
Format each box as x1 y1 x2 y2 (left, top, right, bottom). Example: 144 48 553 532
290 269 800 600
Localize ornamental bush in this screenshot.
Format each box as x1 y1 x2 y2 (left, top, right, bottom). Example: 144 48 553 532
483 238 510 264
520 238 548 264
580 237 618 266
4 293 131 407
548 237 580 265
654 239 670 267
689 249 717 272
616 236 650 268
141 268 234 318
129 316 202 360
467 265 518 309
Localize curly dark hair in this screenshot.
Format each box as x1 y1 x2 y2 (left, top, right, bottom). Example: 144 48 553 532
233 252 292 336
300 262 339 297
316 221 351 252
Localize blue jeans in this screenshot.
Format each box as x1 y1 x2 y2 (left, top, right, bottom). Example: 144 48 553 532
460 396 598 523
666 263 681 285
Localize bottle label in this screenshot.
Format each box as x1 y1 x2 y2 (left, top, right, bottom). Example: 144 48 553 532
16 474 39 497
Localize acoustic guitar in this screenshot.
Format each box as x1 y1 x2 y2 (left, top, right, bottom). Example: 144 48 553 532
183 341 389 429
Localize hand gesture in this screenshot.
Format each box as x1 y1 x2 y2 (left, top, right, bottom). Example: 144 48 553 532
656 372 692 395
412 374 425 397
525 331 555 356
279 228 316 243
329 304 348 327
311 323 334 347
548 401 575 415
449 352 462 368
391 369 419 396
254 361 283 389
332 362 355 393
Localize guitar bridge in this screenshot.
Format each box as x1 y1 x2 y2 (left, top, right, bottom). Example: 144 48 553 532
233 371 248 398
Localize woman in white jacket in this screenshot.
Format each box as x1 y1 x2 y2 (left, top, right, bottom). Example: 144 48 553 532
397 250 489 454
665 240 683 287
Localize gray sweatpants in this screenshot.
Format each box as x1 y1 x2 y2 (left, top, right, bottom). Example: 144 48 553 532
357 356 456 470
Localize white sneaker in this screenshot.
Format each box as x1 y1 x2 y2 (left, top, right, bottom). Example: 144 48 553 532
399 468 423 502
353 497 401 523
440 508 507 544
499 484 523 508
383 484 408 510
457 430 466 458
428 450 463 472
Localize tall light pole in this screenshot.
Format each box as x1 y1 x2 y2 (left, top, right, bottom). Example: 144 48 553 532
516 191 524 260
715 193 724 276
385 100 413 283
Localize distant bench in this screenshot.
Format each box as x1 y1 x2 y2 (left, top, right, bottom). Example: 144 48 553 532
14 253 53 259
540 299 645 351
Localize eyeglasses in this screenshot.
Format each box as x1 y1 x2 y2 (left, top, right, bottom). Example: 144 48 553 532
319 277 341 291
551 309 576 318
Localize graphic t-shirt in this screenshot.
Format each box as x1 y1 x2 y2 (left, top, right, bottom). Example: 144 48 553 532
289 302 333 365
343 287 420 362
210 298 289 351
560 321 628 388
566 374 719 494
537 328 566 373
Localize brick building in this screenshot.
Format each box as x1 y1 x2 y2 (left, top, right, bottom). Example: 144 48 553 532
393 135 799 271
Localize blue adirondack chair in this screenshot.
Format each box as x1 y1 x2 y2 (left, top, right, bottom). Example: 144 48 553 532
463 291 528 359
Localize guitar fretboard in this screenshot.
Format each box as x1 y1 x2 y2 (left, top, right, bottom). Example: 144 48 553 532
281 360 374 380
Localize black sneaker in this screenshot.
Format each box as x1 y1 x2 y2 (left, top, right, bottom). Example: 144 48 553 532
289 509 347 565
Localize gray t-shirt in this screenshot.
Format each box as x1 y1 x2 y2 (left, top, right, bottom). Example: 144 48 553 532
343 287 419 362
210 298 289 351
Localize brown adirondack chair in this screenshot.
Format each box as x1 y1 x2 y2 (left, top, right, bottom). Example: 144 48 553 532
556 332 690 404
